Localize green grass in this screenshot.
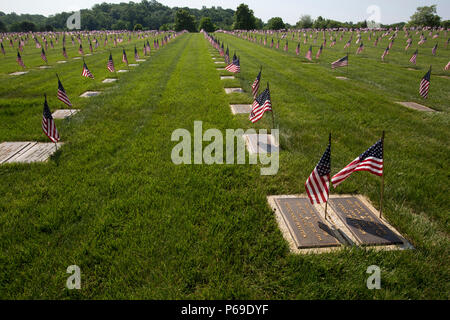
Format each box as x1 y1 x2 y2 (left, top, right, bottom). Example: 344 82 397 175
0 32 448 299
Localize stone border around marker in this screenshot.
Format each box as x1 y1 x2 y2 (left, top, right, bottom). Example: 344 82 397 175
80 91 101 98
52 109 80 119
0 141 64 164
9 71 28 76
230 104 252 114
243 133 279 154
224 88 244 94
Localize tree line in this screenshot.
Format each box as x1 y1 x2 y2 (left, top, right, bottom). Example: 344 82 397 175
0 2 448 33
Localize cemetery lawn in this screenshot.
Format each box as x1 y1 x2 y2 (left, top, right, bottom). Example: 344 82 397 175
0 32 448 299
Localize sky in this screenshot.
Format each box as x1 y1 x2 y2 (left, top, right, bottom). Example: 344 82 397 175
1 0 449 25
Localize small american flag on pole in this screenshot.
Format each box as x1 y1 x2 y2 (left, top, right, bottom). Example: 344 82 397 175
251 70 261 98
249 85 272 123
331 139 383 188
41 48 47 63
57 76 72 107
106 52 115 72
305 141 331 204
42 95 60 143
82 61 94 79
419 67 431 99
62 46 68 59
16 51 25 68
1 43 5 55
331 55 348 69
432 43 438 56
225 54 240 73
305 46 312 61
381 46 389 61
316 44 323 59
445 61 450 71
122 48 128 65
409 49 418 64
134 46 139 60
78 44 84 55
296 43 300 55
356 42 364 54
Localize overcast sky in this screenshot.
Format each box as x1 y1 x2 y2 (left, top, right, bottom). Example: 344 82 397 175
1 0 449 24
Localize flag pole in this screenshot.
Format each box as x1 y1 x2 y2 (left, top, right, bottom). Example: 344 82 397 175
325 133 331 220
379 130 385 219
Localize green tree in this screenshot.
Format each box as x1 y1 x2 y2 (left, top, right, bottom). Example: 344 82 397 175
199 17 215 32
296 15 313 28
233 3 256 30
134 23 143 31
267 17 285 30
18 21 36 32
0 20 6 32
409 5 441 27
175 9 197 32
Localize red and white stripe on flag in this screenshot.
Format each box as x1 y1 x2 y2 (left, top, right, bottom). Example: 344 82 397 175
305 168 330 204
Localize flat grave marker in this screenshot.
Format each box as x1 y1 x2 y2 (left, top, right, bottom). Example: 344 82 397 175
52 109 80 119
221 76 235 80
57 61 67 64
230 104 252 114
102 78 118 83
216 68 226 71
135 59 146 62
128 64 139 67
328 196 404 246
224 88 244 94
80 91 101 98
38 66 52 69
73 57 82 60
396 102 435 112
214 61 224 64
117 70 129 73
0 142 63 164
243 133 279 154
273 197 342 249
9 71 28 76
336 76 349 80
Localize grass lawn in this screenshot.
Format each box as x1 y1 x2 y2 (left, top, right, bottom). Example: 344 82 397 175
0 32 448 299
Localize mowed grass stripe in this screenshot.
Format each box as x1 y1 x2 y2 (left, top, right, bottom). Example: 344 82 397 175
0 34 190 299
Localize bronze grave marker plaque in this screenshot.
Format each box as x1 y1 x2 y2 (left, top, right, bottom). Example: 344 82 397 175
328 197 403 246
275 198 341 249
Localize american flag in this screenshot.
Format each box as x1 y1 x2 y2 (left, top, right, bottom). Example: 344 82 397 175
276 40 279 49
16 51 25 68
305 143 331 204
316 45 323 59
42 95 60 143
225 55 240 73
284 41 288 52
409 49 418 64
344 39 351 49
270 38 274 48
331 55 348 69
62 46 68 59
40 48 48 63
107 52 115 72
356 42 364 54
225 47 230 64
296 43 300 55
134 46 139 60
82 61 94 79
1 43 5 55
419 67 431 99
305 46 312 61
249 86 272 123
331 139 383 188
432 43 438 56
251 70 261 98
78 44 84 55
57 77 72 107
445 61 450 71
89 41 93 53
381 46 389 61
122 49 128 65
